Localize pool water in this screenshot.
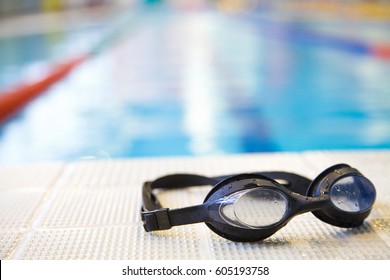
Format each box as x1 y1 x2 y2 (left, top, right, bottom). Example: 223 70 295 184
1 6 390 164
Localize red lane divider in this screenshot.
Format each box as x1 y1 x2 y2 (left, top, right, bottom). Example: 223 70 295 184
370 43 390 60
0 54 89 125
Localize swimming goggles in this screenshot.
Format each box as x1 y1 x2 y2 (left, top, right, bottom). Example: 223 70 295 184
141 164 376 242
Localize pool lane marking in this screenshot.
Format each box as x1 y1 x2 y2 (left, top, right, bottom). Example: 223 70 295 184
242 14 390 60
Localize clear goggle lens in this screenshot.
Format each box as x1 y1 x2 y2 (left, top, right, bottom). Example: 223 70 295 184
219 188 288 229
330 175 376 213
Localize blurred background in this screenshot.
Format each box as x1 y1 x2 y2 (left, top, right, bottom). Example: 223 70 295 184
0 0 389 164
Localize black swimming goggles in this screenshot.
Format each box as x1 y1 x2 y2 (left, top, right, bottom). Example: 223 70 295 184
141 164 376 242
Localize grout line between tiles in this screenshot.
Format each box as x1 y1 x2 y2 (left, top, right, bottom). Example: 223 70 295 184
11 163 73 259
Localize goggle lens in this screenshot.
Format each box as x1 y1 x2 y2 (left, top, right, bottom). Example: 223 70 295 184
330 175 376 213
219 187 288 229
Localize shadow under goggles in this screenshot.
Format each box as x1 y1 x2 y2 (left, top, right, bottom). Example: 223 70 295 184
141 164 376 242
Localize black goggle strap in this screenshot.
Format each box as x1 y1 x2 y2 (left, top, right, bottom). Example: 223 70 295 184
141 174 216 231
141 172 312 232
142 174 218 211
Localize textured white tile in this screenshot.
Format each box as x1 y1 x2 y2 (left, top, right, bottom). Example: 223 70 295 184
1 151 389 259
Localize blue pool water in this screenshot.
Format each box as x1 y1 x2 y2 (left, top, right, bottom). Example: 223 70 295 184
1 7 390 164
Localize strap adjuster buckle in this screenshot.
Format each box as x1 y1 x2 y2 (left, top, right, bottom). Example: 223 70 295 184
141 208 171 231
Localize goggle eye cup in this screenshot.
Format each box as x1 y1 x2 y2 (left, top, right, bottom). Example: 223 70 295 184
329 175 376 213
204 176 291 242
308 164 377 228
